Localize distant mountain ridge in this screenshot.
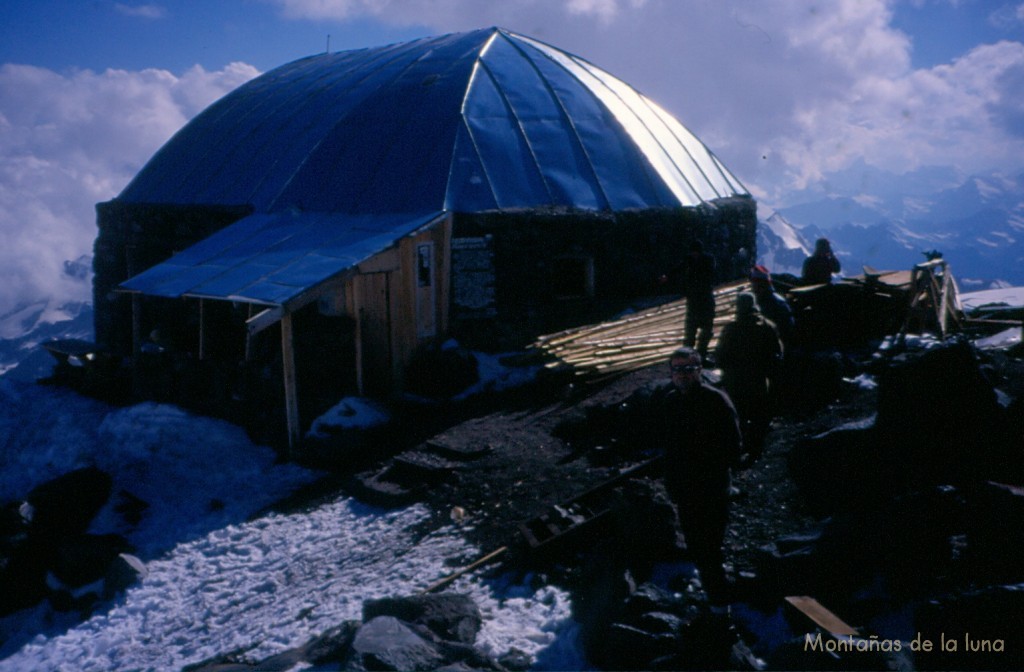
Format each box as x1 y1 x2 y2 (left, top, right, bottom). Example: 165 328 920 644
0 299 93 380
765 167 1024 290
0 255 95 380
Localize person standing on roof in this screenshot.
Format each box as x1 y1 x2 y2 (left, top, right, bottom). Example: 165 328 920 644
801 238 841 285
661 240 716 361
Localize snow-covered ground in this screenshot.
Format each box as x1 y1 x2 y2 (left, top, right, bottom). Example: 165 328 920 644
959 285 1024 311
0 360 580 670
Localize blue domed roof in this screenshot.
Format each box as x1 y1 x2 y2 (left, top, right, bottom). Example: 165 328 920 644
118 28 750 308
120 27 746 213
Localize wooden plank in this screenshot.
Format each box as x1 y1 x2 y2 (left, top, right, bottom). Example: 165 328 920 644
247 306 286 336
784 596 859 636
420 546 508 595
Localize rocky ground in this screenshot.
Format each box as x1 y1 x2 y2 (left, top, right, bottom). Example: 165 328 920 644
336 356 876 579
287 335 1024 670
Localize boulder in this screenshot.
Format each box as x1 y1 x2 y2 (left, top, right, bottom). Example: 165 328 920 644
297 622 360 667
103 553 148 599
26 467 113 537
608 478 686 569
0 536 52 616
913 583 1024 671
788 425 886 515
362 593 482 646
352 615 446 671
963 481 1024 584
585 578 740 671
182 622 360 672
51 533 132 588
404 344 479 399
875 340 1016 485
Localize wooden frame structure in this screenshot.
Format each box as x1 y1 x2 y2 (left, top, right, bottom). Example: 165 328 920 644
123 214 453 454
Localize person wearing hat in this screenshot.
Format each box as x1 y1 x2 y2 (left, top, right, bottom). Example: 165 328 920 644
715 292 783 462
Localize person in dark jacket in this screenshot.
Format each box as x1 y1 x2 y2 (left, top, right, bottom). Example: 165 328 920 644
715 293 782 462
623 347 742 600
801 238 841 285
661 240 717 361
749 264 795 352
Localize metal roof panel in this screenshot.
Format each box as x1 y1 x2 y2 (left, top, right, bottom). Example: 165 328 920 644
120 27 747 214
119 211 443 306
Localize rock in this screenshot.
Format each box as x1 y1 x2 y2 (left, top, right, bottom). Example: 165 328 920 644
352 615 445 671
298 621 360 666
0 536 53 616
182 622 360 672
496 647 531 671
755 530 822 596
780 349 844 414
0 500 32 543
963 481 1024 584
103 553 147 599
573 556 637 653
51 533 132 588
26 467 113 537
596 622 678 669
875 340 1015 485
608 478 686 568
913 583 1024 671
788 425 886 515
363 593 482 645
622 582 700 620
404 345 479 399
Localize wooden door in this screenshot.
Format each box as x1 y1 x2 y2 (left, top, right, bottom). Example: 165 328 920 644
356 271 392 396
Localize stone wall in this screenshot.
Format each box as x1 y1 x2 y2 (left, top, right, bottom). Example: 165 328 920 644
450 196 757 349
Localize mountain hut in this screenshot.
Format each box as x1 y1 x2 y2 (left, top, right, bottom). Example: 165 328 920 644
92 27 756 449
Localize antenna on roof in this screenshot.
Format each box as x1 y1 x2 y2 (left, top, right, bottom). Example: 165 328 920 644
326 34 331 54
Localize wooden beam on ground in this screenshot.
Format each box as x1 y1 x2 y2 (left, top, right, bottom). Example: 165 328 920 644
420 546 508 595
784 596 859 636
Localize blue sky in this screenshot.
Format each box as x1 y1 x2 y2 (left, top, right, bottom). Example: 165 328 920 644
2 1 1017 73
0 0 1023 314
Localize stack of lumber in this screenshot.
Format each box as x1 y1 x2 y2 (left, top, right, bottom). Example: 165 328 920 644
533 280 749 377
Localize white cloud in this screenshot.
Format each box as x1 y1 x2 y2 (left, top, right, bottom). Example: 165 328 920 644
114 3 168 20
0 62 258 316
4 0 1024 318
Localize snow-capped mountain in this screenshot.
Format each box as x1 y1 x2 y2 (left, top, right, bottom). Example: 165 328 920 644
0 254 94 380
0 299 93 380
756 211 810 276
767 168 1024 289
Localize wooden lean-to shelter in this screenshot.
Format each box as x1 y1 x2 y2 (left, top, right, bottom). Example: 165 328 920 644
92 27 755 451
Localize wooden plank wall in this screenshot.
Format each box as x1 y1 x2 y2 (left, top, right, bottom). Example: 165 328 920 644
349 215 452 396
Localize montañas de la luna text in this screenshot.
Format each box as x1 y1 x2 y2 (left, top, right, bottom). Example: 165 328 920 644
805 632 1005 654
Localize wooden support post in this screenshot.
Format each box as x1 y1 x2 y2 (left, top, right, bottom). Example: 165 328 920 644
198 299 206 361
131 292 142 396
280 312 301 456
352 277 365 396
131 293 142 358
244 304 255 362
